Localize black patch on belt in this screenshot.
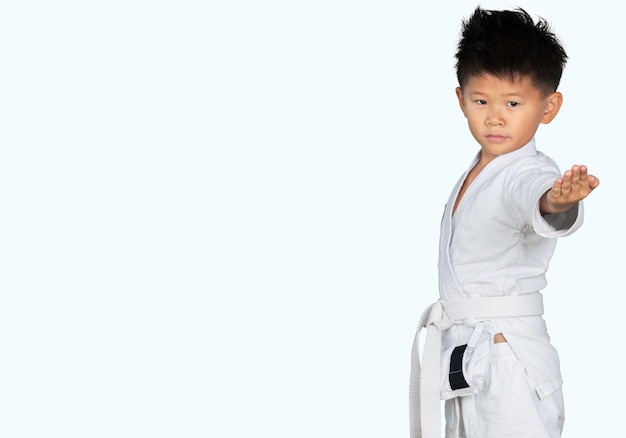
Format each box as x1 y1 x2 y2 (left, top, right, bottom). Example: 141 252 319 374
449 344 470 390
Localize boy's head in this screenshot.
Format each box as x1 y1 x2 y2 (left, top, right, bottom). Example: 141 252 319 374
455 7 567 97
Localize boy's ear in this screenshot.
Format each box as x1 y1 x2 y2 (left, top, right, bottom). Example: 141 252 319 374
455 87 467 117
541 92 563 124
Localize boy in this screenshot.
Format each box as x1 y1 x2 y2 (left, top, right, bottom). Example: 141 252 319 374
409 7 599 438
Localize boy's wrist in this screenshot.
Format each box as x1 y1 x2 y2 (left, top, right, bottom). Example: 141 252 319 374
540 195 577 215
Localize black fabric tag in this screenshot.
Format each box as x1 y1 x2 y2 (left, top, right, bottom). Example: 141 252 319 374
449 344 470 390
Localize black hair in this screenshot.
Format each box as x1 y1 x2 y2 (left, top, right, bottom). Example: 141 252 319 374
455 7 568 96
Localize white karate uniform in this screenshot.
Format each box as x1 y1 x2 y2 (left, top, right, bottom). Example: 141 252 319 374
411 138 583 438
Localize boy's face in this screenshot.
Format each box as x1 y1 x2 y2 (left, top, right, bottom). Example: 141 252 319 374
455 74 562 163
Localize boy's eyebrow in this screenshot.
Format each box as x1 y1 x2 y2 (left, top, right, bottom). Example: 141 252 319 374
467 91 527 98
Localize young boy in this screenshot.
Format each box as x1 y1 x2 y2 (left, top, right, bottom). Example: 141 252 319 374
409 7 599 438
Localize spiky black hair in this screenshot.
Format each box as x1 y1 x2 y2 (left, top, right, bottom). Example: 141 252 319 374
455 7 568 96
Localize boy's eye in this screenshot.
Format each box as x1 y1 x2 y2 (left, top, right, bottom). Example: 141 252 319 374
507 101 519 107
475 99 487 105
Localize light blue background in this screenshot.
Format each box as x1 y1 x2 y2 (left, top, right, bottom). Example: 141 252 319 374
2 1 619 436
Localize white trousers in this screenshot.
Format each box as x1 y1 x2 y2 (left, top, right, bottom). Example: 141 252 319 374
444 342 565 438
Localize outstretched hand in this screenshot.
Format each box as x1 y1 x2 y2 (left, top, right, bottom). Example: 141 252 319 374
540 165 600 215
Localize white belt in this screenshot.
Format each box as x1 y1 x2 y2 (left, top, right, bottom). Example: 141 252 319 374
409 293 544 438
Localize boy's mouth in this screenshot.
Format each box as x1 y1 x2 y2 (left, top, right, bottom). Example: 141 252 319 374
486 134 507 143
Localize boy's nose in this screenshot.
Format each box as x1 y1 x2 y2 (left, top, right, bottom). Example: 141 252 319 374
485 113 504 127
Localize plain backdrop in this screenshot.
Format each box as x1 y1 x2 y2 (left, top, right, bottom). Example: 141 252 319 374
1 1 620 437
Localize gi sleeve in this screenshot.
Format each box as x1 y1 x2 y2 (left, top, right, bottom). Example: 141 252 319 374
507 156 584 238
533 201 583 237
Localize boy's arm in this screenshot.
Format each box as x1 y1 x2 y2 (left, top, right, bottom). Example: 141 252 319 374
540 165 600 215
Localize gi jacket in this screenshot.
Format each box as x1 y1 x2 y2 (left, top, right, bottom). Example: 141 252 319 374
438 138 583 400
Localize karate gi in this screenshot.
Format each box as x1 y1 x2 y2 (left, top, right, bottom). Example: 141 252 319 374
410 138 583 438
